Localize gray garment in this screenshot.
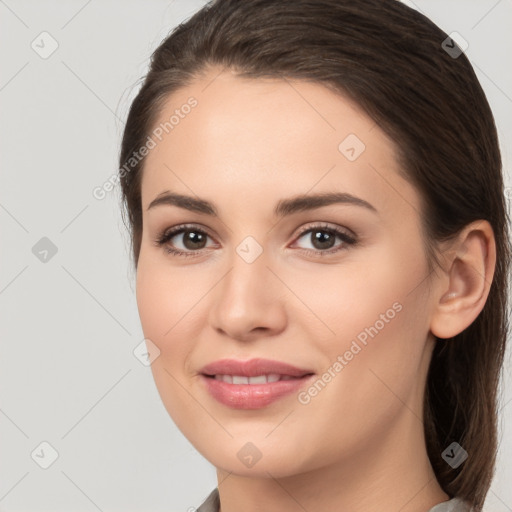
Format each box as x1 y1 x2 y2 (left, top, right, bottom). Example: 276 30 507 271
196 488 473 512
196 488 220 512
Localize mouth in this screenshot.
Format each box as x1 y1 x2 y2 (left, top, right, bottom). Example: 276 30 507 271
202 373 313 384
199 357 314 379
198 358 316 409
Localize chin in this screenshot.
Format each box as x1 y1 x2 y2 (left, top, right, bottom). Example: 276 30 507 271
192 435 318 478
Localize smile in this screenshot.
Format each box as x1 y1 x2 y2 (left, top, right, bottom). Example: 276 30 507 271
209 374 301 384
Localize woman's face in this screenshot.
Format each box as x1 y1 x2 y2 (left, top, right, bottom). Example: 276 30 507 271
136 67 439 477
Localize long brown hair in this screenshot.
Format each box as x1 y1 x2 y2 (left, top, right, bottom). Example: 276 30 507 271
118 1 511 509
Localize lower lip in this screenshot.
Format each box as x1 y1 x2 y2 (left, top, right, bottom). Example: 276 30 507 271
200 374 315 409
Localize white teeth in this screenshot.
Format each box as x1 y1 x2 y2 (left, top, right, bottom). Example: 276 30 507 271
248 375 267 384
214 375 233 383
213 373 289 384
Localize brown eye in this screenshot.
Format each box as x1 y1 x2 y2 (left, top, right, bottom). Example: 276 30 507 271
292 224 357 256
178 229 208 250
154 222 357 259
307 230 337 250
154 224 216 257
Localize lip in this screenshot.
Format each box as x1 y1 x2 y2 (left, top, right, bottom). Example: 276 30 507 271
199 358 315 409
200 358 314 378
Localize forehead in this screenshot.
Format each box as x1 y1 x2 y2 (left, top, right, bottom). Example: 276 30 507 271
140 67 421 221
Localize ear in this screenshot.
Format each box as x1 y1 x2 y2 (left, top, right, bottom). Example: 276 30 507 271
430 220 496 340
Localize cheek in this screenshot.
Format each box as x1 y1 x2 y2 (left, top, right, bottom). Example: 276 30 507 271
136 262 171 342
135 256 206 431
135 255 204 375
291 242 429 400
286 251 410 348
136 252 201 339
325 240 429 451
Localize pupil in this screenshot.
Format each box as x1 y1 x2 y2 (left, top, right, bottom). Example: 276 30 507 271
185 230 205 249
313 230 334 250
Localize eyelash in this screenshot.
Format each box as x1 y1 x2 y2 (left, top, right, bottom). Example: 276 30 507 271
153 223 358 259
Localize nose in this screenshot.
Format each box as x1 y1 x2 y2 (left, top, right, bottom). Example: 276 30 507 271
208 244 287 342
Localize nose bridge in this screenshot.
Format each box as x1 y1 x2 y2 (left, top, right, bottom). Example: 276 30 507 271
221 235 272 308
208 233 286 338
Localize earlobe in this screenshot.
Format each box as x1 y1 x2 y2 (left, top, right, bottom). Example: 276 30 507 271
430 220 496 340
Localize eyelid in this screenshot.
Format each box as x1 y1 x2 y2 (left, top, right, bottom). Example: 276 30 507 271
154 223 219 249
154 221 358 257
157 221 355 242
158 223 215 240
293 222 356 240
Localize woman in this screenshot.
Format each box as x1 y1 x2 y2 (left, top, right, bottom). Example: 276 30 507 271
118 1 511 510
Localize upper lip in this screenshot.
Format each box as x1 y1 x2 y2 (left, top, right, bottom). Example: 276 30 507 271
200 358 314 378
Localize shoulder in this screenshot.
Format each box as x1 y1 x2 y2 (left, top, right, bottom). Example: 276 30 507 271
428 497 474 512
196 488 220 512
194 489 474 512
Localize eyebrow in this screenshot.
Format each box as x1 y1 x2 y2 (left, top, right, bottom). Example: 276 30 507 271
147 191 378 217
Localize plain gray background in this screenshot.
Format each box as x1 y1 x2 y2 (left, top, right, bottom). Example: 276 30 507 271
1 1 511 511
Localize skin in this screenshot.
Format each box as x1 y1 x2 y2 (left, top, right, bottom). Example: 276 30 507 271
135 66 496 512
